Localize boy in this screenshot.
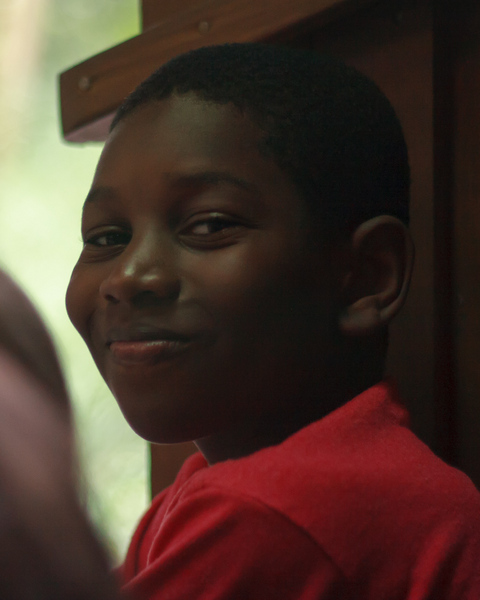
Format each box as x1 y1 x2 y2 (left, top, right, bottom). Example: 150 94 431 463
66 43 480 598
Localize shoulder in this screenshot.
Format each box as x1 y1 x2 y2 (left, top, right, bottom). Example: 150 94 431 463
200 381 480 520
186 381 480 595
125 381 480 598
199 382 480 508
124 481 346 599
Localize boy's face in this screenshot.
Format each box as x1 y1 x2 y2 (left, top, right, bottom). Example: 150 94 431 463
66 95 339 458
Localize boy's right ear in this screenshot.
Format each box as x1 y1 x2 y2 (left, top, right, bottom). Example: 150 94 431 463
338 215 414 337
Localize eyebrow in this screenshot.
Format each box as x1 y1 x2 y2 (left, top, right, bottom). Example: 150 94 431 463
169 171 256 194
83 186 118 211
82 171 257 212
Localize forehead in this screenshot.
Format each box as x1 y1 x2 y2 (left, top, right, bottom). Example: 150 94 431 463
97 95 266 182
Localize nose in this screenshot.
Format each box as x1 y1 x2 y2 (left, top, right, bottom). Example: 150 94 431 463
99 231 180 307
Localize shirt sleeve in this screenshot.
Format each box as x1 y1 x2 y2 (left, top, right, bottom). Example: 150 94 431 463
122 484 345 600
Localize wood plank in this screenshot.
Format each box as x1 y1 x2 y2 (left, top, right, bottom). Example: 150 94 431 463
447 0 480 486
150 442 197 498
432 0 458 466
60 0 374 141
142 0 202 30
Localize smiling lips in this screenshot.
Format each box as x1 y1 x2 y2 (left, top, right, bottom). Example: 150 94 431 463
107 328 193 365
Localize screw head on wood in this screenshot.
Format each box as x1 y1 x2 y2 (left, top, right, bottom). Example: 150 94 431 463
198 20 210 34
78 76 92 92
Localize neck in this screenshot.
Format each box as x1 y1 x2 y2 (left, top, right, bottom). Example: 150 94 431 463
195 379 374 465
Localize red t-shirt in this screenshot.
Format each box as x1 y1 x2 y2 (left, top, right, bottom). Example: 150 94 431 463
121 382 480 599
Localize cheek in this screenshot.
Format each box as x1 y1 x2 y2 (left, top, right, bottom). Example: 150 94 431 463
186 243 321 340
65 266 97 341
186 247 276 312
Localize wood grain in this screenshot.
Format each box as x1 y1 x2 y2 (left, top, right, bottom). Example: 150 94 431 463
141 0 203 30
150 442 197 499
447 0 480 484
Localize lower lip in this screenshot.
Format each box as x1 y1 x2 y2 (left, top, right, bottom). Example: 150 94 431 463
109 340 190 365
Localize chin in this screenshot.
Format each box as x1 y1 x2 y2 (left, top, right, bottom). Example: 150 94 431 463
120 412 192 444
107 369 233 444
113 394 211 445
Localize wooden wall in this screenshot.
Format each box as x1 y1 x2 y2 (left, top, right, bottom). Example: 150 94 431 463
444 0 480 486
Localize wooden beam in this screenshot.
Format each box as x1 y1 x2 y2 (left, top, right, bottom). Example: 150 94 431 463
445 0 480 484
60 0 373 142
141 0 200 30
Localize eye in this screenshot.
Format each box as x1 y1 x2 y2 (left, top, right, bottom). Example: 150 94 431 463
179 213 246 249
188 215 238 236
84 229 132 248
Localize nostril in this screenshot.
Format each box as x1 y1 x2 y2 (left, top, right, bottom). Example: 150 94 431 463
132 289 179 309
98 254 181 305
104 293 120 304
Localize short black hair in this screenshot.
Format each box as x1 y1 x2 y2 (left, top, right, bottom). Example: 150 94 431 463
112 43 409 232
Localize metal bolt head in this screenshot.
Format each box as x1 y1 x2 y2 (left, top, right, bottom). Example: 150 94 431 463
78 76 92 92
198 20 210 34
